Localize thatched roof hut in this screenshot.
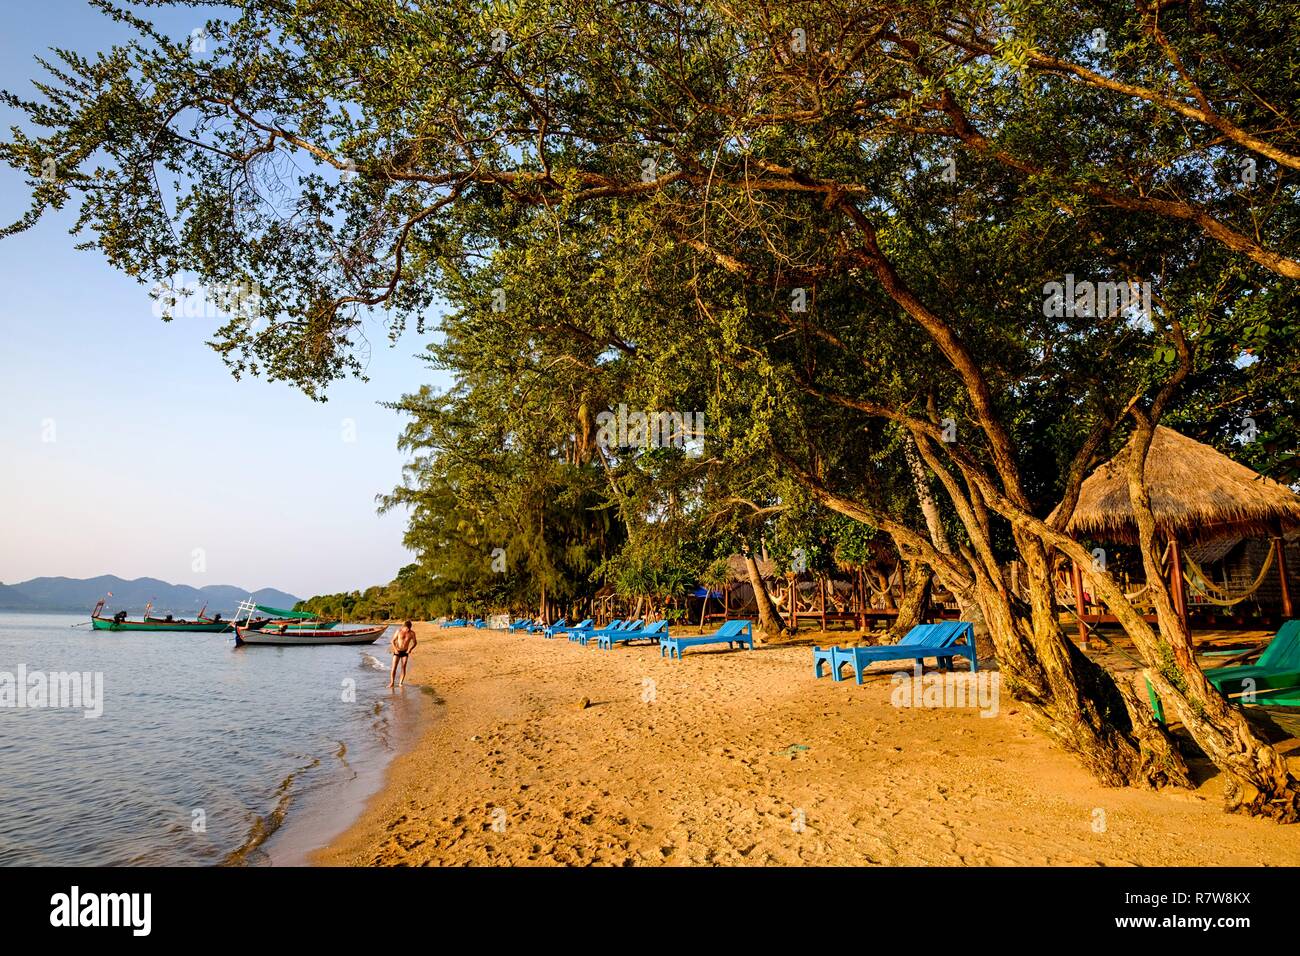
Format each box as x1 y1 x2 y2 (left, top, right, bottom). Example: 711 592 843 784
1053 426 1300 545
725 554 777 582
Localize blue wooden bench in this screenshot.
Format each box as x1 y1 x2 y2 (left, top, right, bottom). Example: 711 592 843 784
597 620 666 650
812 621 976 684
659 619 753 659
581 619 640 644
576 619 641 645
546 618 592 639
571 618 620 643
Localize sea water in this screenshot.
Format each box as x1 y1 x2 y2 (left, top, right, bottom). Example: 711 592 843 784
0 612 423 865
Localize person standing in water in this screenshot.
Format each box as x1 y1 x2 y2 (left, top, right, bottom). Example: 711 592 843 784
389 620 417 688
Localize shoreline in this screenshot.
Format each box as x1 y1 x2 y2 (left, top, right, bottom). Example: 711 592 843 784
250 641 431 867
268 684 432 867
316 623 1300 866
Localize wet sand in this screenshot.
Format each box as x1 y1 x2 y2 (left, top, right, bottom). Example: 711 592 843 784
317 623 1300 866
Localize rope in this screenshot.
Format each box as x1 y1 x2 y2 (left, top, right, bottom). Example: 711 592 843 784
1060 605 1149 668
1183 542 1276 606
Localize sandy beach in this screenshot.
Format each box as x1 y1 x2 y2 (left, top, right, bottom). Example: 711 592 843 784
317 623 1300 867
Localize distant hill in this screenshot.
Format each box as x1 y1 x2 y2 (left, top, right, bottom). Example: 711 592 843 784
0 575 302 615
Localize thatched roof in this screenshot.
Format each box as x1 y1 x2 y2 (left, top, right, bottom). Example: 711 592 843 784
1186 535 1243 565
1053 426 1300 544
725 554 778 582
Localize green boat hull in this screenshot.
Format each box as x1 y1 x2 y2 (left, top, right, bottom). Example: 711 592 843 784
92 616 234 633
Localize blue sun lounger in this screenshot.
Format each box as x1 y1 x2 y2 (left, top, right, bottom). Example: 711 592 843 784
658 619 752 659
812 621 976 684
507 618 531 632
547 618 592 639
440 618 466 628
597 619 666 650
578 619 640 645
573 618 635 644
569 618 613 642
526 617 562 634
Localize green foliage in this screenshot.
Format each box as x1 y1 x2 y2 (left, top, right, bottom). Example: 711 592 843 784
4 0 1299 616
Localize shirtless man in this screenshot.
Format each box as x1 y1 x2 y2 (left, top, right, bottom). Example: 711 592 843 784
388 620 417 688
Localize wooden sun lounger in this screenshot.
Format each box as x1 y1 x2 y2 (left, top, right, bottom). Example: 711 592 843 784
596 620 665 650
575 619 640 645
658 619 753 659
1148 620 1300 722
546 618 592 639
812 621 977 684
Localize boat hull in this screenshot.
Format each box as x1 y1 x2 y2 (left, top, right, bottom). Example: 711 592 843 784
233 624 388 646
92 615 237 633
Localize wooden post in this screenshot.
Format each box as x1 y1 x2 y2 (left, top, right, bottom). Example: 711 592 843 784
1071 558 1089 649
856 567 866 631
789 575 797 628
820 575 827 631
1169 536 1190 632
1276 537 1293 619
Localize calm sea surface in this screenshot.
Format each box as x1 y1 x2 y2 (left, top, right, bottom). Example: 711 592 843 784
0 612 424 866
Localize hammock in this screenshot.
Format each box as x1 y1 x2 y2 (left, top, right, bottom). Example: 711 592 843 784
1183 542 1276 607
1056 541 1169 608
1058 581 1151 606
861 568 899 599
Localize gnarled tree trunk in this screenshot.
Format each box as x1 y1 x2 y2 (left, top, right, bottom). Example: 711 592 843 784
1118 418 1300 818
744 550 786 639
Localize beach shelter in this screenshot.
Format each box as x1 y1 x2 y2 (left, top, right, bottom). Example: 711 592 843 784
1051 426 1300 643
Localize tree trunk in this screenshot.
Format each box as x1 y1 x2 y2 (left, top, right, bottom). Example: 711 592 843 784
891 560 932 635
973 546 1191 789
1118 418 1300 818
906 437 952 554
745 551 786 638
791 439 1189 790
909 431 1189 789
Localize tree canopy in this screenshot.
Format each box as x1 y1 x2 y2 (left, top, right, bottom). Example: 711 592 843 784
6 0 1300 814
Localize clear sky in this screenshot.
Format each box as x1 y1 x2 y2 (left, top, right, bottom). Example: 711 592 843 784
0 1 451 598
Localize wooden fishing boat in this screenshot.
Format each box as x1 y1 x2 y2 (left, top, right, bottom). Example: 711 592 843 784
264 618 341 631
233 622 388 646
92 614 241 633
252 604 340 630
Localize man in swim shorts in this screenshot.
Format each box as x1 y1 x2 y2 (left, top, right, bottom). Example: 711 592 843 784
389 620 417 688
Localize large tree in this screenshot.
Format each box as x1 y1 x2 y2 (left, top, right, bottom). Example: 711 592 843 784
5 0 1300 813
